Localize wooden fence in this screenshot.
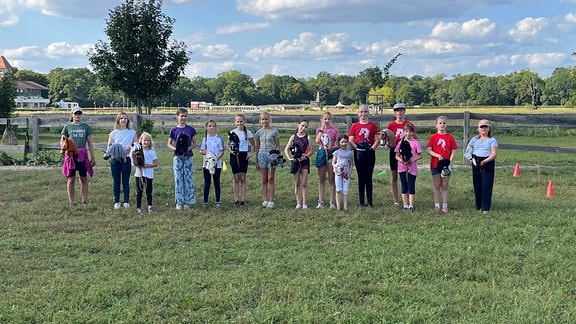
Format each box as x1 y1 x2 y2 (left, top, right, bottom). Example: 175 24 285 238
1 112 576 161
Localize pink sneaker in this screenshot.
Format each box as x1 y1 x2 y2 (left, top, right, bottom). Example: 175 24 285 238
302 204 308 209
441 207 449 213
295 204 302 209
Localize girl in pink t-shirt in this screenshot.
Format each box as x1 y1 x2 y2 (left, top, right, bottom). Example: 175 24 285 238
394 123 422 211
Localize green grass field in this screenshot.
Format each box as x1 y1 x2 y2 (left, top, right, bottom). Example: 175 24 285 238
1 134 576 322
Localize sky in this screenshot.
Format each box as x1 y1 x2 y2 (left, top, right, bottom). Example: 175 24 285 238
1 0 576 81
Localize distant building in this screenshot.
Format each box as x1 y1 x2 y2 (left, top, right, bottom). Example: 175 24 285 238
0 56 51 109
15 81 50 109
0 55 13 77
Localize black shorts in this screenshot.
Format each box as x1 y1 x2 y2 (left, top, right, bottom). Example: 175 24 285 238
230 152 249 174
72 159 88 177
389 148 398 171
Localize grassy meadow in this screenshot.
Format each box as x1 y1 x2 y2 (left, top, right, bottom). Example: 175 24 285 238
1 110 576 322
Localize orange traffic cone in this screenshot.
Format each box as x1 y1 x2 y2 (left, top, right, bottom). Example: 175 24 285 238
546 180 555 198
513 163 520 177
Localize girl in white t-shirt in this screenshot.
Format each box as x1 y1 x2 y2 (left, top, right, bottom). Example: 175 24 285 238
332 135 354 211
134 132 158 214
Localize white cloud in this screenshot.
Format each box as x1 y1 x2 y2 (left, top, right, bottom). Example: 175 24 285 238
215 22 271 34
45 42 93 58
236 0 529 23
190 44 238 59
431 18 496 41
508 17 548 42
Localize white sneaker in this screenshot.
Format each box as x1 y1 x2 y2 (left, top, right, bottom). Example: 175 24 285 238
114 203 121 209
175 204 183 210
183 204 190 209
316 201 325 209
329 202 336 209
123 203 130 208
266 201 275 208
262 201 269 207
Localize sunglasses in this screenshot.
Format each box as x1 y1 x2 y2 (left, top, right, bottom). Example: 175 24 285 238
479 125 489 128
73 111 82 115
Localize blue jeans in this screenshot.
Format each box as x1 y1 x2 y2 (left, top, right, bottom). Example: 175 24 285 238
110 157 132 204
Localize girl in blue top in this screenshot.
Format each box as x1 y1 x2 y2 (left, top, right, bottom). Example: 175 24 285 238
467 119 499 214
200 120 225 207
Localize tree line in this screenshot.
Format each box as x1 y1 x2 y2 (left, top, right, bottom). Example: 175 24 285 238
7 65 576 111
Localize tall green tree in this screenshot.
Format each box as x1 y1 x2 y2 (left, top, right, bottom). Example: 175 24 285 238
47 68 96 107
0 71 17 117
89 0 188 114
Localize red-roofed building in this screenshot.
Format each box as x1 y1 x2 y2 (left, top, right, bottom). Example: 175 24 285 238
1 56 51 109
0 55 13 77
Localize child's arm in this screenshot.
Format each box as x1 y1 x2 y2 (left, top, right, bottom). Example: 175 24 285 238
304 135 314 160
284 135 295 161
189 135 197 151
199 138 207 155
146 158 158 169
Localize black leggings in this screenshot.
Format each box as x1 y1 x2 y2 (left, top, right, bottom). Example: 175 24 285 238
354 149 376 206
136 177 153 208
203 168 222 203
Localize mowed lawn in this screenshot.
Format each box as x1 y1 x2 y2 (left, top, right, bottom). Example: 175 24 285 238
1 140 576 322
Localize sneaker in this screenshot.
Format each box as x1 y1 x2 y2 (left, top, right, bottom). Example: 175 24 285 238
482 210 489 215
69 202 77 207
408 206 415 211
136 208 142 214
266 201 275 208
215 202 221 207
183 204 190 209
123 203 130 208
147 206 153 213
114 202 121 209
329 202 336 209
316 201 325 209
175 204 183 210
262 201 269 208
235 200 240 207
441 207 449 214
240 201 246 207
295 204 302 209
434 207 441 213
203 202 209 207
393 202 400 207
302 204 308 209
81 201 88 206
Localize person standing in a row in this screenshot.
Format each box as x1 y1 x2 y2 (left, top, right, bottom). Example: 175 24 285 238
348 104 379 207
387 103 412 207
107 111 139 209
468 119 498 214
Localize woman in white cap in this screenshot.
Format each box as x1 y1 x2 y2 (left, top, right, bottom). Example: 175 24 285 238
466 119 498 214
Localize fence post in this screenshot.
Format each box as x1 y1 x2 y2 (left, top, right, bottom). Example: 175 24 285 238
31 116 39 158
463 111 470 163
133 114 140 135
345 115 352 132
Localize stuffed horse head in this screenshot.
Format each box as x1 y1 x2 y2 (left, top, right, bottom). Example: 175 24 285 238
103 143 126 163
61 137 78 157
379 129 395 148
175 133 190 157
321 133 330 147
399 139 413 163
132 143 145 167
228 130 240 154
205 151 217 175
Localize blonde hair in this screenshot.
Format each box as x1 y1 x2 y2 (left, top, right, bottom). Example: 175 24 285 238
139 132 155 150
114 112 132 130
